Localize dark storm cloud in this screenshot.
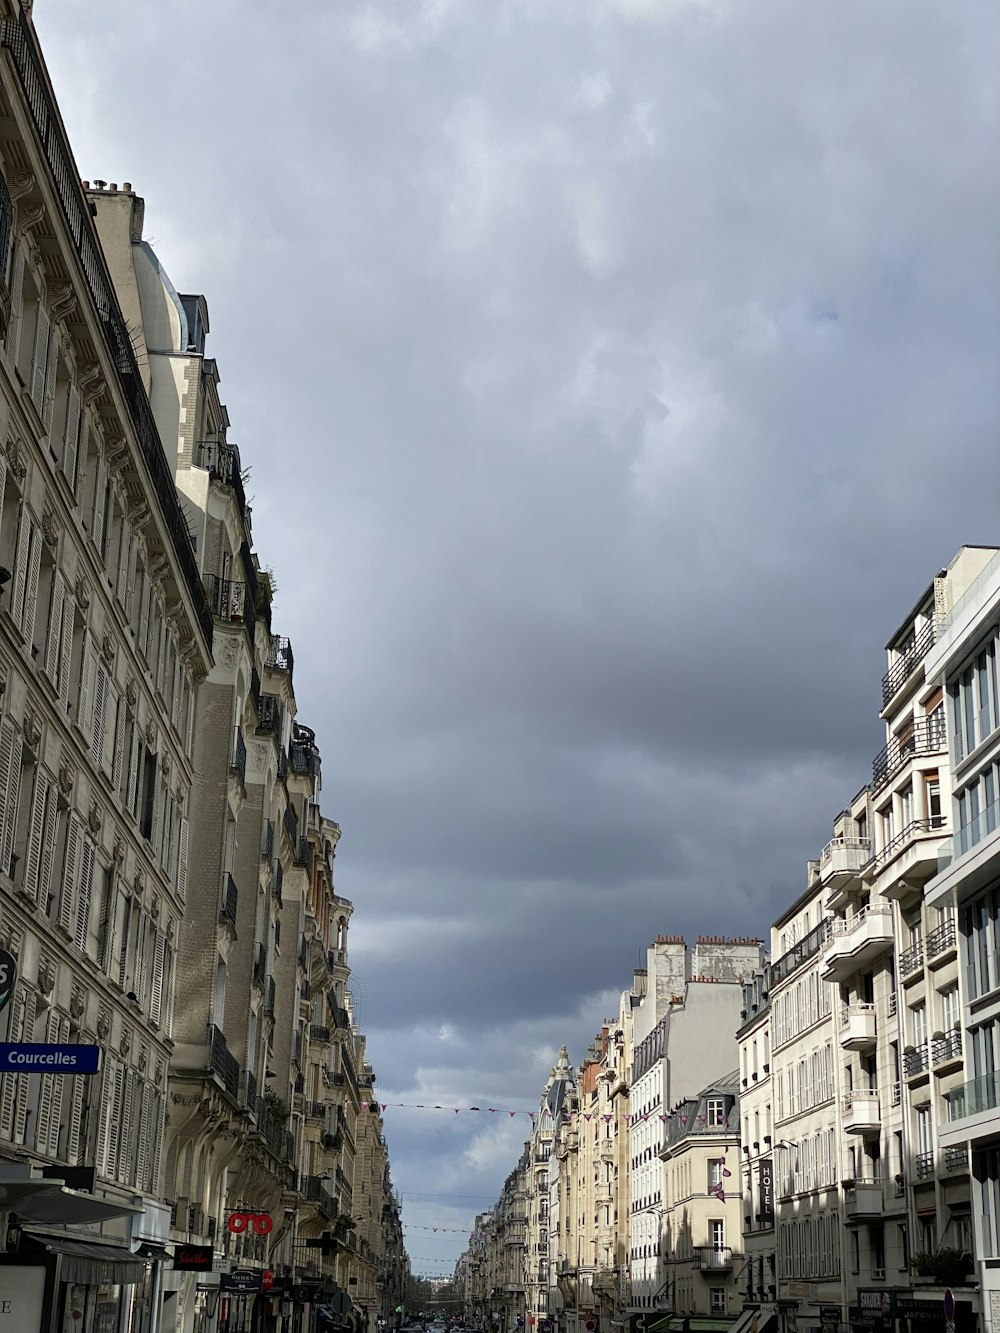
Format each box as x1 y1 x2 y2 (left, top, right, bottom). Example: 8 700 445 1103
39 0 1000 1265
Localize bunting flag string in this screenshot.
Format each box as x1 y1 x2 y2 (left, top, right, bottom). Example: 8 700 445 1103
404 1225 471 1233
372 1103 538 1119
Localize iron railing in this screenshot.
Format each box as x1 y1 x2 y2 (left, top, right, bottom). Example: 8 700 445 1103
692 1246 734 1272
872 718 947 790
863 818 946 878
273 860 283 906
263 820 274 862
241 1069 258 1115
881 621 936 707
0 11 214 651
903 1045 929 1077
926 917 956 959
232 728 247 784
915 1152 935 1179
250 666 262 717
296 837 311 868
266 634 294 680
944 1144 969 1172
220 874 238 930
209 1025 240 1099
253 944 266 988
264 976 275 1014
931 1030 962 1065
203 575 254 644
311 1023 331 1044
898 941 924 977
283 803 298 848
258 693 281 735
302 1175 338 1222
772 918 828 986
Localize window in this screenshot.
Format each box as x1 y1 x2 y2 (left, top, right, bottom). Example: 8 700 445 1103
706 1097 725 1125
708 1159 724 1189
926 776 943 828
709 1219 725 1251
710 1289 726 1314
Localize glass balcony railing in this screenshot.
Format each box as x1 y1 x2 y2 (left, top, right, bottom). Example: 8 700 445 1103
948 1070 1000 1121
938 797 1000 870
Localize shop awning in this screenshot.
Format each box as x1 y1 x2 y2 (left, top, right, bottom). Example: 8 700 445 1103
728 1310 778 1333
0 1179 143 1226
23 1234 148 1285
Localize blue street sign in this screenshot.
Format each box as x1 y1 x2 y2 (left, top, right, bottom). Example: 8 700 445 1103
0 1043 102 1074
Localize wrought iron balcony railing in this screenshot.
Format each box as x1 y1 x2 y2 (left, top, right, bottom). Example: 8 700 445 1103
220 874 238 930
208 1025 240 1099
926 916 956 959
881 621 936 707
266 634 294 679
232 728 247 784
871 717 946 791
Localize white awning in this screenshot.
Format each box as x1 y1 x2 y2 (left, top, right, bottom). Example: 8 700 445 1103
0 1179 143 1226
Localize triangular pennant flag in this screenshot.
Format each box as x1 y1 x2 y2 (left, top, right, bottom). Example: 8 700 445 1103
660 1114 668 1121
470 1106 480 1111
510 1111 517 1117
489 1108 498 1113
584 1114 592 1121
381 1103 388 1111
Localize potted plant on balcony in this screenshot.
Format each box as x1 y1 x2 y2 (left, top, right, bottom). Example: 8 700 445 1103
903 1045 916 1055
932 1030 945 1042
910 1249 974 1286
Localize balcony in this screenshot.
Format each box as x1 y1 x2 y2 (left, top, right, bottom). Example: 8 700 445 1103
840 1003 877 1051
820 836 872 899
882 622 936 708
946 1070 1000 1122
898 941 924 982
241 1069 257 1115
220 874 238 931
931 1029 963 1073
926 917 957 965
310 1023 331 1045
693 1246 734 1273
264 976 276 1014
203 573 255 641
903 1044 930 1081
232 728 247 785
258 693 281 736
865 819 947 892
843 1179 883 1218
841 1089 880 1134
208 1025 240 1099
262 819 274 863
943 1144 969 1175
822 906 893 981
253 943 266 988
871 717 946 792
915 1152 935 1180
283 802 298 850
266 634 295 681
938 796 1000 871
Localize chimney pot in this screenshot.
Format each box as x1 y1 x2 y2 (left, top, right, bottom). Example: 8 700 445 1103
123 182 132 192
81 180 90 188
109 183 117 191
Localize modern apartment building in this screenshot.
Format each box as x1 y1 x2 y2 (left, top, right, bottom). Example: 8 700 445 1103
922 545 1000 1333
0 4 214 1327
629 937 766 1319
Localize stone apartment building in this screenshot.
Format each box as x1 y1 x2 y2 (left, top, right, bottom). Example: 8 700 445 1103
628 936 766 1319
0 3 216 1328
735 965 774 1317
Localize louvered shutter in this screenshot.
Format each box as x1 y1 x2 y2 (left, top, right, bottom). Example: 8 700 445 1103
91 456 107 554
119 1067 135 1183
138 572 150 653
35 1008 61 1153
97 1059 125 1178
89 663 108 765
37 773 59 912
135 1080 150 1189
0 452 6 536
97 870 115 971
111 696 126 794
170 657 181 728
0 718 22 876
148 1088 164 1194
62 384 81 487
44 570 65 683
115 518 131 607
6 245 24 360
58 813 81 936
20 768 47 905
9 509 31 627
132 910 146 1000
65 1069 85 1162
29 303 49 413
0 987 25 1135
155 613 167 693
149 932 166 1028
12 990 37 1142
177 816 189 898
58 595 74 710
46 1014 70 1156
126 729 141 818
124 531 138 620
73 838 95 954
117 899 130 990
76 630 94 740
41 327 58 429
21 519 41 644
150 770 163 852
73 411 89 500
101 681 119 776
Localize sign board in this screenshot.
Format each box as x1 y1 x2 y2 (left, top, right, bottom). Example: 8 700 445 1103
173 1245 215 1272
758 1159 774 1226
0 949 16 1016
221 1269 263 1294
0 1266 44 1325
819 1307 841 1324
0 1043 101 1074
943 1291 955 1322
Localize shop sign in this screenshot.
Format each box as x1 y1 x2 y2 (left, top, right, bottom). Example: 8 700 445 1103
227 1210 273 1235
0 1266 44 1324
173 1244 215 1271
758 1159 774 1226
819 1307 841 1324
0 1042 101 1073
0 948 16 1015
221 1269 263 1294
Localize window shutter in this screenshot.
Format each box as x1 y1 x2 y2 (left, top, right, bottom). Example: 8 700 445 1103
111 695 126 793
149 932 166 1028
133 909 146 999
62 384 81 487
73 411 89 500
41 326 58 429
135 1080 151 1189
20 767 48 905
65 1061 85 1162
58 813 81 936
89 663 108 766
0 717 23 877
37 772 60 912
138 572 150 653
115 518 131 607
98 868 115 971
77 630 94 741
177 816 189 899
101 681 119 777
58 594 74 711
119 1067 136 1184
126 729 141 817
12 990 37 1142
91 456 107 554
29 303 49 413
21 518 41 645
34 1008 61 1153
46 1013 70 1157
150 771 164 852
6 245 24 360
0 451 6 535
124 531 139 620
44 570 65 683
9 509 31 628
74 838 95 954
0 986 25 1135
148 1088 163 1194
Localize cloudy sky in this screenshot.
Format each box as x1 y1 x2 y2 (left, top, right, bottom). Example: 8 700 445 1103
37 0 999 1274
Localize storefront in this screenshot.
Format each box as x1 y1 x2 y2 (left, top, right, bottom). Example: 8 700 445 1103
849 1289 977 1333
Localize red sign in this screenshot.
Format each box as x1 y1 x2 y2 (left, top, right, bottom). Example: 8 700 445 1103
173 1245 214 1272
262 1271 275 1292
227 1212 273 1236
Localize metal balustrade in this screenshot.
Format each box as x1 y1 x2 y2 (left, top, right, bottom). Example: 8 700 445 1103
881 621 936 707
220 874 238 930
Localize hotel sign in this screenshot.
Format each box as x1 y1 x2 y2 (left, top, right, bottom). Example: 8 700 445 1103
758 1158 773 1226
